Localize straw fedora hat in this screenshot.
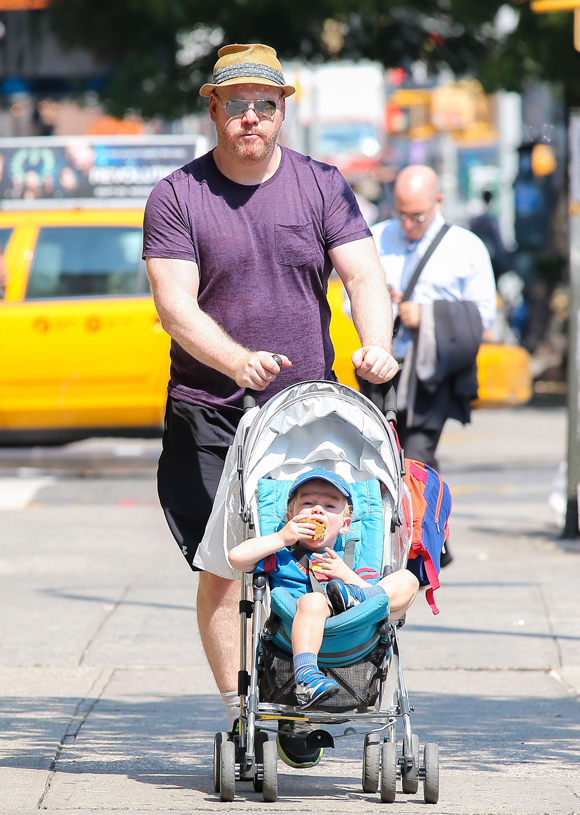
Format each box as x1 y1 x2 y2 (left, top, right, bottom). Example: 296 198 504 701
199 43 295 98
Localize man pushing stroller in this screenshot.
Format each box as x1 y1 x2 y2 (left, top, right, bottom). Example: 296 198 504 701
229 468 420 710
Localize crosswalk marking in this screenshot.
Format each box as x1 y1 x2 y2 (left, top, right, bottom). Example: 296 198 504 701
0 478 54 510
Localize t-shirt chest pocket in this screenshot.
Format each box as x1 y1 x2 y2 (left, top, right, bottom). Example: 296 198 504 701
275 223 316 268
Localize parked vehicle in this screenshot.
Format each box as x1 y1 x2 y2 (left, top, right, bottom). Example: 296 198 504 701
0 208 169 437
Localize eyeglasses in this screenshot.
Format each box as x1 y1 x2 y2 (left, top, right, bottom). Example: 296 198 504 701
395 201 438 223
214 93 278 119
396 212 428 223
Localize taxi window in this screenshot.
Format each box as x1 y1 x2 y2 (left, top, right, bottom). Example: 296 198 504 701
25 226 148 300
0 227 13 252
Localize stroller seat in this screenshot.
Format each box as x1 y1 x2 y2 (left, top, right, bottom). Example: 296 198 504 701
266 587 390 667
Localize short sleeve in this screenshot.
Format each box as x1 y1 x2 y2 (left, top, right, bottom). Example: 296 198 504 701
142 177 197 263
324 167 372 250
462 232 497 331
253 553 278 574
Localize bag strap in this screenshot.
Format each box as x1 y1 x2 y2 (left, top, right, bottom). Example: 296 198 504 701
342 538 356 569
401 223 450 302
289 544 325 594
289 539 357 593
393 223 450 334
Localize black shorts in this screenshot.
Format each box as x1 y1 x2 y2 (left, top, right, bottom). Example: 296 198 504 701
157 396 243 570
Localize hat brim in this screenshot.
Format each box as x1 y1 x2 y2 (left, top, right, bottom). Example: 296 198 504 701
200 77 295 97
288 473 353 504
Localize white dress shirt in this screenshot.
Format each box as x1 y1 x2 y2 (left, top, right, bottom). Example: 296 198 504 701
371 211 497 331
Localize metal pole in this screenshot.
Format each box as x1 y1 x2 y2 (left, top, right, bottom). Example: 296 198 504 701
563 110 580 537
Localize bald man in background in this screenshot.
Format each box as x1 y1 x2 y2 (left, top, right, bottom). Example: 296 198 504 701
360 166 496 563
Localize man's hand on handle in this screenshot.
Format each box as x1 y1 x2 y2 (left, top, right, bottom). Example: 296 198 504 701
234 351 292 390
352 345 399 384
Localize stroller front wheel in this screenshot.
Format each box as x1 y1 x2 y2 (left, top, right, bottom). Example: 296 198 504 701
380 741 397 803
252 731 269 793
213 731 228 793
423 743 439 804
219 739 236 802
262 739 278 803
362 732 381 793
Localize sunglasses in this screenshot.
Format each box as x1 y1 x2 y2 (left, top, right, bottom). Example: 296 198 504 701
215 93 278 119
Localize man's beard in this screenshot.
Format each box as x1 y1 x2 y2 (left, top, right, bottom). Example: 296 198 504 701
217 120 282 165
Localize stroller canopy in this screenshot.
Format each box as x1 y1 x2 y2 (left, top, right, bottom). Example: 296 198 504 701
194 380 408 580
240 381 402 516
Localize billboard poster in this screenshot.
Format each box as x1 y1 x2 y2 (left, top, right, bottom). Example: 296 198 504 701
0 135 208 208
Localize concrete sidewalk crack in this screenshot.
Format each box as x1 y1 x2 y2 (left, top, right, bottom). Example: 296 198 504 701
536 581 563 669
566 783 580 800
78 580 133 666
36 666 115 809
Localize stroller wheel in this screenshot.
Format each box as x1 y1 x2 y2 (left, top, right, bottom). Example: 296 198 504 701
423 743 439 804
362 732 381 793
380 741 397 803
402 734 419 795
213 731 228 793
219 739 236 802
262 740 278 803
252 731 269 793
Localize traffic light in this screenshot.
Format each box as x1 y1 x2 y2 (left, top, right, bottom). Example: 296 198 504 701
514 143 557 250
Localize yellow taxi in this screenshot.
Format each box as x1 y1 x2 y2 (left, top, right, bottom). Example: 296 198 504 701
0 208 531 436
0 208 170 434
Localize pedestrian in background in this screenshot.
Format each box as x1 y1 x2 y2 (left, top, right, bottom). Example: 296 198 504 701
143 43 398 765
357 165 497 564
469 189 511 280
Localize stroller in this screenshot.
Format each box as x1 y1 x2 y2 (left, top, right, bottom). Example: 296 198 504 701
210 379 441 804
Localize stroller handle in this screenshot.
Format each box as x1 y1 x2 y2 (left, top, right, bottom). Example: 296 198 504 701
384 379 397 425
243 354 283 412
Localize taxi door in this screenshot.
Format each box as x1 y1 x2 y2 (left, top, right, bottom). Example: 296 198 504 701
0 220 170 431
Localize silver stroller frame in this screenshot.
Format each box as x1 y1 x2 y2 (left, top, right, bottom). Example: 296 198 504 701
212 380 440 804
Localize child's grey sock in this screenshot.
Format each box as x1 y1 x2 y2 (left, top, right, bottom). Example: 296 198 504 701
293 651 318 683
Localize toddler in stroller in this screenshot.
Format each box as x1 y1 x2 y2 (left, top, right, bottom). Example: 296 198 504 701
229 467 419 711
202 380 447 805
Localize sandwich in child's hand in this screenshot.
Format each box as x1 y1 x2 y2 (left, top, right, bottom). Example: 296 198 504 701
298 518 327 540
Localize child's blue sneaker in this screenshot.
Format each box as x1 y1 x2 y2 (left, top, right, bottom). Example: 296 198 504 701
295 667 339 709
326 580 367 614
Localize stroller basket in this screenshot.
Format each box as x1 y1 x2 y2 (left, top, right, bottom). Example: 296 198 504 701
259 637 389 713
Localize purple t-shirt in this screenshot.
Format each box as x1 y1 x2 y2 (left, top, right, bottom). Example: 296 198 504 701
142 146 371 409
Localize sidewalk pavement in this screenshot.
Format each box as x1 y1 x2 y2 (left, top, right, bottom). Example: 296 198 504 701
0 405 579 814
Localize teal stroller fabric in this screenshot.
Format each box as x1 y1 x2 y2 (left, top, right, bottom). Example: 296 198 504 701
256 476 391 667
256 476 385 573
267 588 390 667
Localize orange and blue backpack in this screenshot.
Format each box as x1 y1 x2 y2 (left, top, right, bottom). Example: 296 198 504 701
403 459 452 615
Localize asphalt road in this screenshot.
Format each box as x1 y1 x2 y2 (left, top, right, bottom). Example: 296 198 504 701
1 406 579 814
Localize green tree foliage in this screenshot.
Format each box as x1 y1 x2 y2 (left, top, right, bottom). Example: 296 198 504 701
477 4 580 108
48 0 580 118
